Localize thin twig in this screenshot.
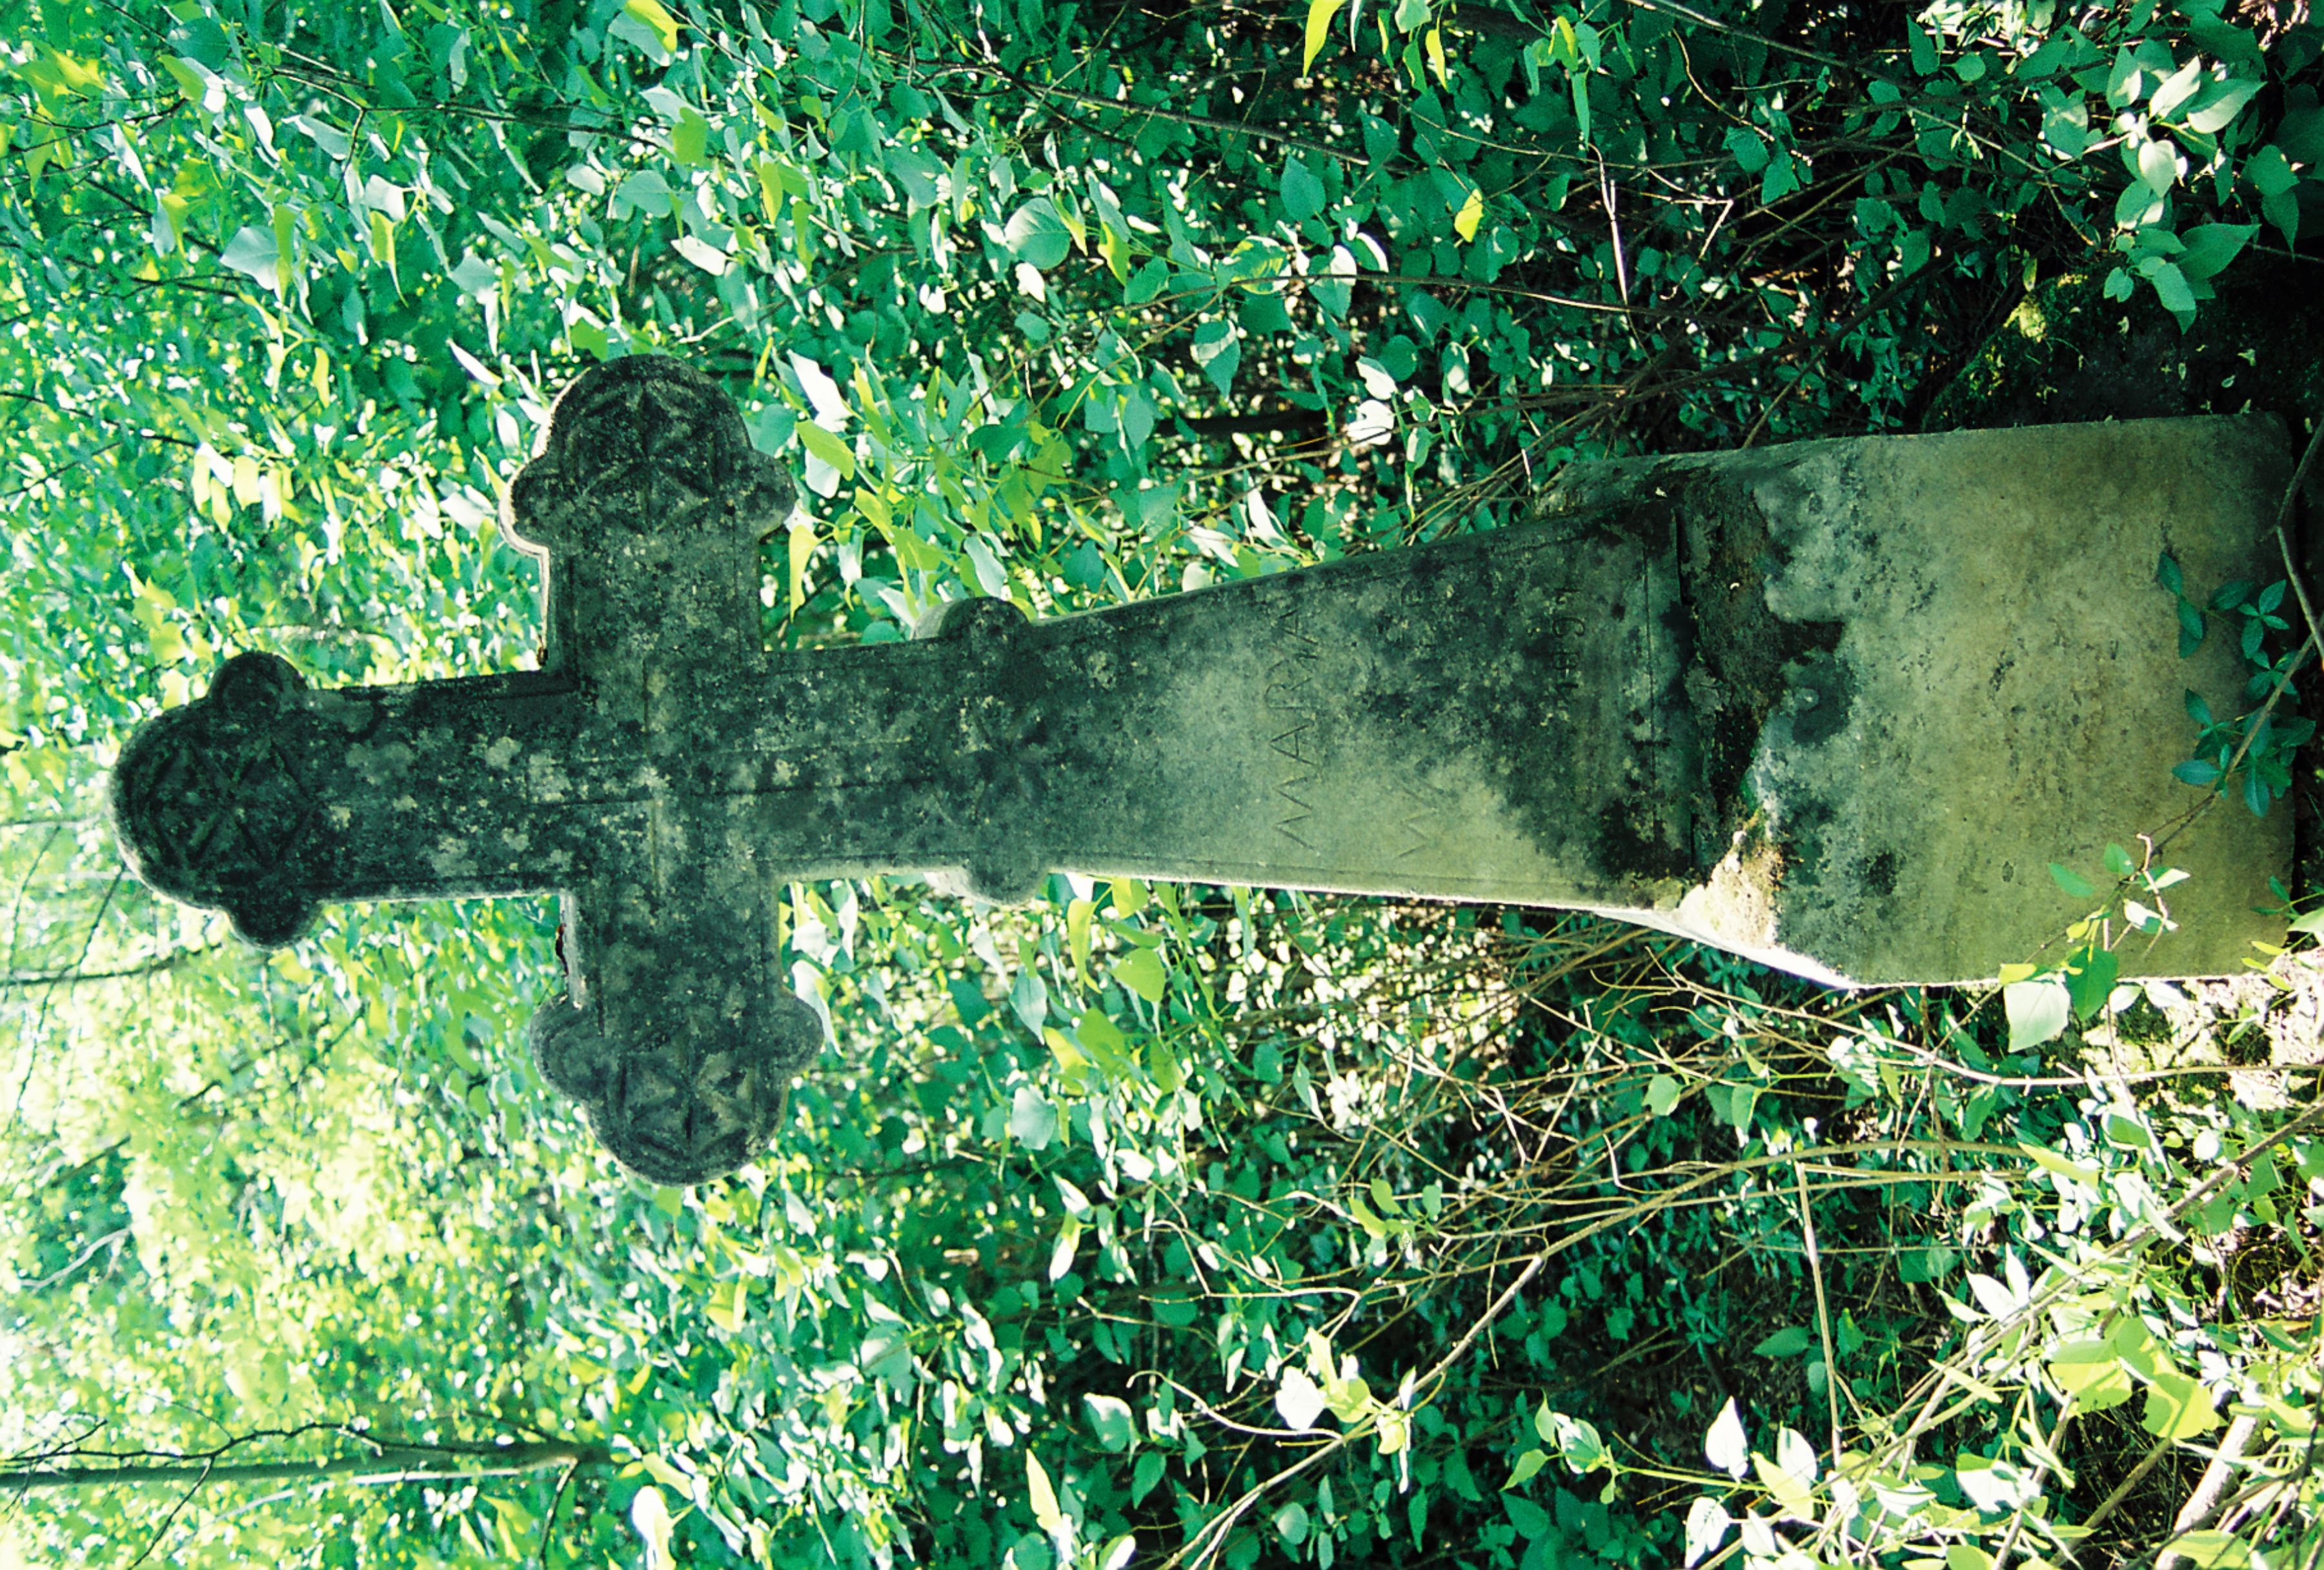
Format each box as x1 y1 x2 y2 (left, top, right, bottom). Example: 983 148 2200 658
1794 1151 1844 1477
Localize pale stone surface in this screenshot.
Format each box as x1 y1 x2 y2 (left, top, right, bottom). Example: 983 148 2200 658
109 354 2294 1182
1536 416 2291 982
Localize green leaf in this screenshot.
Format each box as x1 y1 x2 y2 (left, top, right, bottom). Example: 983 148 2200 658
1908 22 1938 75
1302 0 1349 72
622 0 682 52
2137 137 2181 193
1759 154 1800 205
2149 58 2205 120
1131 1452 1166 1504
2046 1338 2134 1411
2004 978 2071 1051
1281 156 1326 223
1753 1327 1813 1358
218 225 281 291
1125 258 1171 305
2170 1531 2259 1569
1276 1367 1328 1430
1503 1448 1548 1489
2107 1109 2157 1151
629 1485 676 1570
2066 945 2119 1022
1502 1493 1553 1540
1323 1374 1372 1422
1047 1216 1081 1280
670 108 709 166
159 54 208 103
705 1278 748 1333
1109 947 1167 1003
797 421 856 481
2177 223 2259 283
2145 259 2196 319
1452 183 1484 242
1723 126 1770 175
2185 79 2261 134
1189 321 1241 396
2047 862 2094 899
1644 1073 1681 1116
1311 245 1355 316
1027 1454 1066 1534
1682 1498 1731 1568
2142 1368 2221 1439
1002 201 1073 269
1753 1451 1814 1519
2019 1141 2101 1186
1704 1397 1748 1478
1273 1501 1309 1546
1084 1393 1135 1453
1553 1415 1605 1472
2248 145 2298 197
1009 1085 1058 1151
1076 1007 1128 1069
2156 552 2185 595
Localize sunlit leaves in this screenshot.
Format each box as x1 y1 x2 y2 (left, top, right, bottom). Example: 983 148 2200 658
1704 1398 1748 1479
2046 1338 2134 1411
2142 1367 2223 1439
629 1485 677 1570
1276 1367 1328 1431
2004 978 2072 1050
1188 320 1240 396
1026 1453 1066 1535
7 1 2321 1565
1300 0 1348 74
1452 183 1484 242
620 0 681 55
1010 1083 1059 1149
1082 1394 1133 1453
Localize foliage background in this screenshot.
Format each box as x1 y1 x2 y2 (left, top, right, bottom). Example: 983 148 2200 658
5 0 2324 1565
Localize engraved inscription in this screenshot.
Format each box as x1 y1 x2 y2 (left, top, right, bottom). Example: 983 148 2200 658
1393 784 1441 863
1263 594 1323 851
1543 590 1586 702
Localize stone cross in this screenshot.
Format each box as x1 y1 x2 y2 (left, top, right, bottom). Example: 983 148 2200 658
111 356 2290 1182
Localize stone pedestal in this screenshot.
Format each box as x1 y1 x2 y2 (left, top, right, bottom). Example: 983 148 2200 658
1533 416 2290 983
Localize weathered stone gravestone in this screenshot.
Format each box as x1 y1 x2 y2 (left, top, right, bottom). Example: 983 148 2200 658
110 356 2290 1182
